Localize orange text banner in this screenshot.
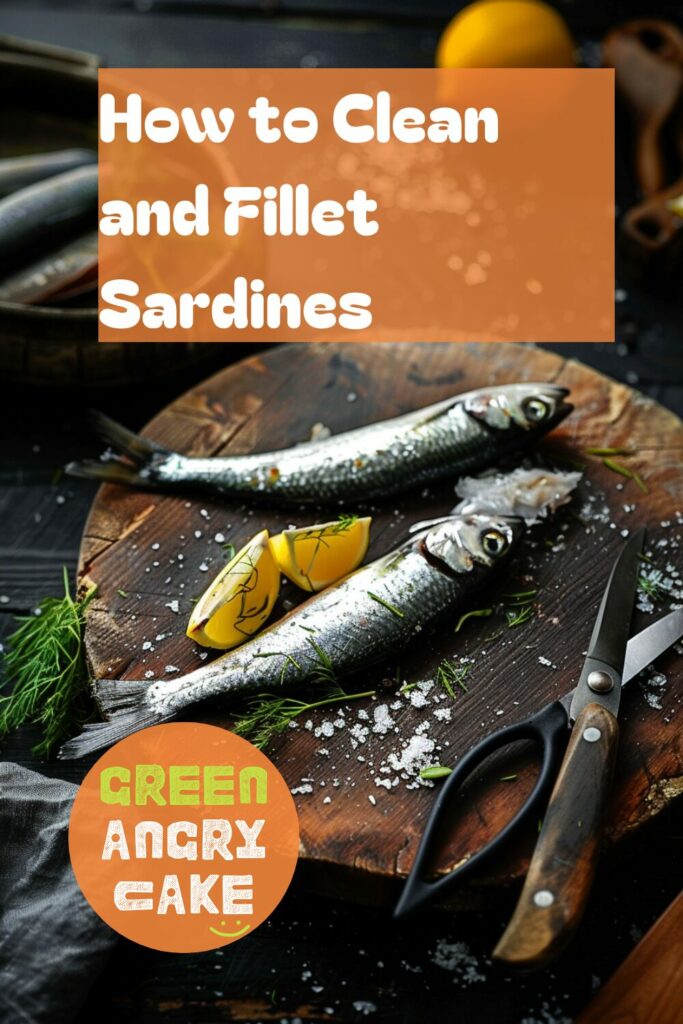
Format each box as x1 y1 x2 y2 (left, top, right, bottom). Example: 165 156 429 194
98 68 614 343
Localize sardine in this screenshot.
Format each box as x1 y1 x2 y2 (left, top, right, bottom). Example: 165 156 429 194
0 231 98 305
0 148 96 199
0 165 98 273
59 468 580 759
66 384 572 505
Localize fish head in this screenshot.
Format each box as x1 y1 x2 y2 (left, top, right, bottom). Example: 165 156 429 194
422 514 524 575
462 384 572 435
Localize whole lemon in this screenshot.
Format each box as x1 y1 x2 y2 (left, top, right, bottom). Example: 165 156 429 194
436 0 575 68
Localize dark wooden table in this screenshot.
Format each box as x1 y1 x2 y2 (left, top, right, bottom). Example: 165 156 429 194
0 2 682 1022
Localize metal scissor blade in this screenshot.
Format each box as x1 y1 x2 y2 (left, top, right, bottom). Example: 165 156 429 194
556 606 682 713
586 528 646 669
623 608 683 684
570 528 645 721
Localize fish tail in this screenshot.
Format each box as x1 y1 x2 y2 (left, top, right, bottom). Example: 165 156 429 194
90 411 170 464
65 411 172 487
59 678 170 759
64 458 157 487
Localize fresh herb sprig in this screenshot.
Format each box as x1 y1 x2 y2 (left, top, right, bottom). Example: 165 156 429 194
335 513 359 532
455 608 493 632
436 658 470 699
602 457 648 493
455 585 538 642
584 446 648 493
638 569 666 603
367 592 404 618
0 569 97 756
504 604 535 629
419 765 452 780
233 684 375 750
306 637 338 684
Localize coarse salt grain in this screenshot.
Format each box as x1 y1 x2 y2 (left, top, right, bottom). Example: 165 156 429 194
372 704 395 735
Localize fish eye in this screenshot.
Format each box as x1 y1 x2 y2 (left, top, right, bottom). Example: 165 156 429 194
481 529 508 558
522 396 550 423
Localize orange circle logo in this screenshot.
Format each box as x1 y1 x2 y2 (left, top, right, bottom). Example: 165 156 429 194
69 722 299 952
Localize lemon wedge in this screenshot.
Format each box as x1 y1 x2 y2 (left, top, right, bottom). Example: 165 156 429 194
269 516 372 593
186 529 280 650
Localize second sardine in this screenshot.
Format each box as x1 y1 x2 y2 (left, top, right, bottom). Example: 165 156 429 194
60 467 580 759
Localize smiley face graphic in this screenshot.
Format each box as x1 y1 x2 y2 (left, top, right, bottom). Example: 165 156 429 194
208 919 251 939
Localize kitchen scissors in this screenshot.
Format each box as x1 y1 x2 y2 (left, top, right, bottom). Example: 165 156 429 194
395 529 683 968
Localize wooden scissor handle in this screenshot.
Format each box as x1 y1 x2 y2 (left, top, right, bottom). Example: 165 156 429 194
494 703 619 970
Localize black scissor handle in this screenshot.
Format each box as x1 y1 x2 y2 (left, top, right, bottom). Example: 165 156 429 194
394 700 570 919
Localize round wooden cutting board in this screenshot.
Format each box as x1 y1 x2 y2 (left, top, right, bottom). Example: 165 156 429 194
77 342 683 906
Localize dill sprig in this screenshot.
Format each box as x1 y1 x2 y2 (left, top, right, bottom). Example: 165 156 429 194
436 658 470 699
456 584 538 642
586 446 634 457
400 681 419 695
504 604 535 629
0 569 97 756
584 446 648 493
306 636 338 684
335 513 359 532
602 457 648 493
486 600 536 640
502 588 538 605
367 592 404 618
454 607 493 632
233 685 375 750
253 650 303 685
638 570 666 603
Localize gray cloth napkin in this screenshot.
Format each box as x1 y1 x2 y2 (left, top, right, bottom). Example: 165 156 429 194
0 763 117 1024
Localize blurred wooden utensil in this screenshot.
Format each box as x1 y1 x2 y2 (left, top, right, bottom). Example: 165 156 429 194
603 20 683 197
604 20 683 276
577 890 683 1024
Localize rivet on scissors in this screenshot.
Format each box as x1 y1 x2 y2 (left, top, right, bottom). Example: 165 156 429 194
533 890 555 908
587 670 614 693
583 727 602 743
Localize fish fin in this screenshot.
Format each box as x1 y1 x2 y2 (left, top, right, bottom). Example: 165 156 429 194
59 678 169 759
65 412 173 487
94 677 149 717
64 458 159 487
89 411 170 465
58 709 168 759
